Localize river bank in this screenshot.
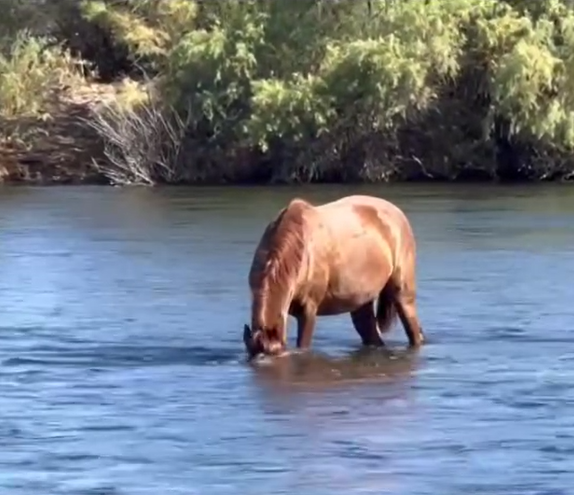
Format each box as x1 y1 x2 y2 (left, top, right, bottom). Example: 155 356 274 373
0 83 117 185
2 82 574 187
4 1 574 186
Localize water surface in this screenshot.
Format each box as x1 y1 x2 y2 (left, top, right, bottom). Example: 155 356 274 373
1 184 573 495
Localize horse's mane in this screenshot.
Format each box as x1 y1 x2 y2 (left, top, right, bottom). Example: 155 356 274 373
252 199 311 327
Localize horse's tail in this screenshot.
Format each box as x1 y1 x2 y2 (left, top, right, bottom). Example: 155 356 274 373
376 281 398 334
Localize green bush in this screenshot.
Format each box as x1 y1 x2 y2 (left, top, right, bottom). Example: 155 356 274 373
6 0 574 183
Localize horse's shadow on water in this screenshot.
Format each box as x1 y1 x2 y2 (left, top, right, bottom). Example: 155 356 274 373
248 345 421 393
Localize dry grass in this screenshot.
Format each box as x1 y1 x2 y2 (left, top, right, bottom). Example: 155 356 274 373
84 80 191 185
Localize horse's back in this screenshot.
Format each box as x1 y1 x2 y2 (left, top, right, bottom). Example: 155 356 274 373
317 195 408 222
256 194 412 252
313 195 412 244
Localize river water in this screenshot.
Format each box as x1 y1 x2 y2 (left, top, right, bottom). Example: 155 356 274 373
0 184 573 495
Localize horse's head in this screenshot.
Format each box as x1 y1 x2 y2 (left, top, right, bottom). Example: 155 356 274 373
243 324 285 359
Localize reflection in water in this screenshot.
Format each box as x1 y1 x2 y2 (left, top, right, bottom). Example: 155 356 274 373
250 347 420 392
247 348 422 495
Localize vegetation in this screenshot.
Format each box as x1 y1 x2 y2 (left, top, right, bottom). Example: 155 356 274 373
2 0 574 185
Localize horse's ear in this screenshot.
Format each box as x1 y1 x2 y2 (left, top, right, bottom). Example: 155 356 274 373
243 324 252 345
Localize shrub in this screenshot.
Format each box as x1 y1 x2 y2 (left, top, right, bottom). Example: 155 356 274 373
0 30 87 118
84 82 191 185
8 0 574 183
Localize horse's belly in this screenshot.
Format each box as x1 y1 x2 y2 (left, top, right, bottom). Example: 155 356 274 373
312 212 395 316
317 269 389 315
318 238 393 315
317 294 374 315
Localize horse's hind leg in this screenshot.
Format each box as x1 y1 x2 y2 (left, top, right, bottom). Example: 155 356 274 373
394 287 424 347
350 302 384 347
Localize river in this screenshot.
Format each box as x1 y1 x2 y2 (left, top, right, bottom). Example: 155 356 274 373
1 184 573 495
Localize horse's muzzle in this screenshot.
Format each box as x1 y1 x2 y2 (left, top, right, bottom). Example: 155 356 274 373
243 326 285 359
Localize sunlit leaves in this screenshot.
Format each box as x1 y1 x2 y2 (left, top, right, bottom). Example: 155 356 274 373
5 0 573 181
71 0 574 162
81 0 199 63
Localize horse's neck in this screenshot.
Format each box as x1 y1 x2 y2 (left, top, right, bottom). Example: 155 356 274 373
253 211 308 328
254 276 295 331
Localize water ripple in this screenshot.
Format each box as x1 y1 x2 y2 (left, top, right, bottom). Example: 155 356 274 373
1 185 574 494
2 345 240 369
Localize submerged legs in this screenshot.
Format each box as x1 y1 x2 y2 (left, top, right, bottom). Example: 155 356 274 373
292 289 424 351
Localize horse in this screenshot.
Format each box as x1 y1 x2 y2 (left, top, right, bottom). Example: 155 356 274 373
243 194 425 359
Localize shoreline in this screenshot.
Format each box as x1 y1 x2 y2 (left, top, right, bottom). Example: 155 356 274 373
2 155 574 186
2 170 573 187
1 83 573 188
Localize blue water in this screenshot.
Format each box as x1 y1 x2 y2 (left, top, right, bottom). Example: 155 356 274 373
1 184 573 495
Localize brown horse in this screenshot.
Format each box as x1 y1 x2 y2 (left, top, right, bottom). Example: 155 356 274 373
243 194 425 359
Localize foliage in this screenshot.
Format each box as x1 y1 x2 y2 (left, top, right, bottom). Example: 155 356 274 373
0 30 88 118
4 0 574 183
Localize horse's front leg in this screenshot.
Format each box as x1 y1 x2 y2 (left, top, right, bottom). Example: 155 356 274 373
296 305 317 349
